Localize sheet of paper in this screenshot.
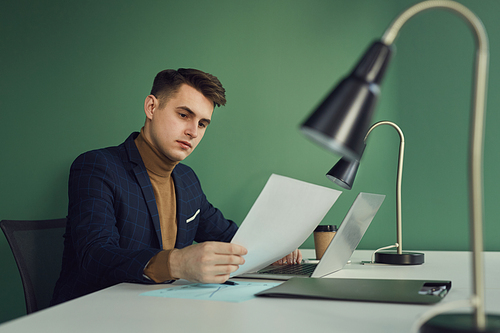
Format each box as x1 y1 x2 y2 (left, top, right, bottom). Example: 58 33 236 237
140 282 280 303
231 174 342 276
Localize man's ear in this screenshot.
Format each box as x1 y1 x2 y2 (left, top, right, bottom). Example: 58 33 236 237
144 95 159 120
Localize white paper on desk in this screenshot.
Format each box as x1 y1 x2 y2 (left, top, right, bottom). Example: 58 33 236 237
231 174 342 276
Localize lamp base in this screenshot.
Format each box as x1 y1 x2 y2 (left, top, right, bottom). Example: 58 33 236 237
420 314 500 333
374 251 424 265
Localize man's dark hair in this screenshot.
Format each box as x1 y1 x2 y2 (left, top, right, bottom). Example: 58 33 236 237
150 68 226 108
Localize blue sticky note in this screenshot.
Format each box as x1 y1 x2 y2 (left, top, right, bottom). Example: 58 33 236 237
140 281 280 303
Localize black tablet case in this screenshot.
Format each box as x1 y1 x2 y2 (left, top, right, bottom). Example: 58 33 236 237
256 277 451 304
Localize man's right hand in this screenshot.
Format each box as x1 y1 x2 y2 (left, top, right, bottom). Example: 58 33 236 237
169 242 247 284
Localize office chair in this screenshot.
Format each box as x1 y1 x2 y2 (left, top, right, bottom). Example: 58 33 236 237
0 218 66 314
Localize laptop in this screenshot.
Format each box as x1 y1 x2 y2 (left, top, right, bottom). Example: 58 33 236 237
237 192 385 280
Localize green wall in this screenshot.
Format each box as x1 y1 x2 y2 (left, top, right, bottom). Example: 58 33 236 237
1 0 499 324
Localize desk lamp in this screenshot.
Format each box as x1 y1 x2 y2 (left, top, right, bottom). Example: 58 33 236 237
300 1 498 332
327 121 424 265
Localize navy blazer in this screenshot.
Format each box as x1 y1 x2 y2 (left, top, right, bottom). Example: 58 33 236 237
52 133 238 304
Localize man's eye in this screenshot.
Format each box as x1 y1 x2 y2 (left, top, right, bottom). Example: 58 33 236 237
179 113 187 118
199 122 206 128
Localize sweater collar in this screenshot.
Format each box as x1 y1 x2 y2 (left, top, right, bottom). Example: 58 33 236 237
134 127 178 177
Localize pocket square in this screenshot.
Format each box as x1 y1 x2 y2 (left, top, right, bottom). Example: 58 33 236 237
186 209 200 223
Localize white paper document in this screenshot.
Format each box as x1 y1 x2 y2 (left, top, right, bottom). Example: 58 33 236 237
231 174 342 276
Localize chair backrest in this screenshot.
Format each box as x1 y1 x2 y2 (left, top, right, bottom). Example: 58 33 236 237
0 218 66 314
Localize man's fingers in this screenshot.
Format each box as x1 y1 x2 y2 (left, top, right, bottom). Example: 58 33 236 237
215 242 248 256
198 242 246 265
210 253 245 266
227 254 245 265
200 242 247 256
215 263 240 274
277 249 302 265
208 274 231 284
200 262 240 282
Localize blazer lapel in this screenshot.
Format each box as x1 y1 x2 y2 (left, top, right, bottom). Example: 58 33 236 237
124 133 163 247
171 169 190 248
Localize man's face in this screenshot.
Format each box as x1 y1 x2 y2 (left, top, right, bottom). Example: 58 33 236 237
145 84 214 162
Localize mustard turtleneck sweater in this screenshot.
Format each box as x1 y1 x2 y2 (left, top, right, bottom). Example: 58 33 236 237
135 128 179 282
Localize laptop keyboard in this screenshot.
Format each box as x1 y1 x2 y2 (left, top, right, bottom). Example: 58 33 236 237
258 263 317 276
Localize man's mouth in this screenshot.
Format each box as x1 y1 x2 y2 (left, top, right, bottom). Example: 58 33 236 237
177 140 192 149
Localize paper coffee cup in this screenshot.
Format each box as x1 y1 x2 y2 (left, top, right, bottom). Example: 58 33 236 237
313 225 338 260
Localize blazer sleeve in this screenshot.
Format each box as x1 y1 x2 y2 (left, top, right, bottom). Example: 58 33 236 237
68 150 160 287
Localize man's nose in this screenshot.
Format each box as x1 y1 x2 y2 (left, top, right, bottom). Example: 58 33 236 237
185 122 198 138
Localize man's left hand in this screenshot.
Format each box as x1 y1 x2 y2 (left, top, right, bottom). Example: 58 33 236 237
272 249 302 265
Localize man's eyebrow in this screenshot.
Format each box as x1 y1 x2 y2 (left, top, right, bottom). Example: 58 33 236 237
177 106 211 125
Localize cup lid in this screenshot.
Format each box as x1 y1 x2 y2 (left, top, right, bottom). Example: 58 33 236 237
314 225 338 232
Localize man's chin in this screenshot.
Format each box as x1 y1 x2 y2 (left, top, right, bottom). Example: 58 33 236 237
170 151 191 162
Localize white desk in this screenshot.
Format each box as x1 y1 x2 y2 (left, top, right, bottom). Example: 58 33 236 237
1 250 499 333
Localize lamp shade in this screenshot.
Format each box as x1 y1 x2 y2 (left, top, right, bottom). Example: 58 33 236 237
300 41 393 161
326 157 360 190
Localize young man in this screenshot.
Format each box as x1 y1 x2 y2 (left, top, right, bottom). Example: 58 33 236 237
52 68 300 305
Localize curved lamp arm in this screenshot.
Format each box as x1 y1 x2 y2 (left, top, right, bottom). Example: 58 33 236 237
381 1 489 329
364 121 405 255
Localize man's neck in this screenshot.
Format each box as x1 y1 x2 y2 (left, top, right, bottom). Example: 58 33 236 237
135 127 178 177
